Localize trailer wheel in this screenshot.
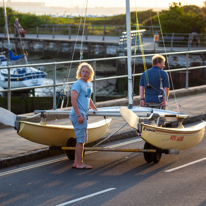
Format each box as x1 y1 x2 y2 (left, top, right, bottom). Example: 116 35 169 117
143 142 152 163
65 138 76 160
150 145 162 163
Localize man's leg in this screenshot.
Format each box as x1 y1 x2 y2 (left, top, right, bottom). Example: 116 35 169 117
75 142 84 166
75 142 92 169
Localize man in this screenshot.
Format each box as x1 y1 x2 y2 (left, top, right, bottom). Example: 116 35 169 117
70 62 97 170
190 27 200 47
139 54 169 121
14 18 20 37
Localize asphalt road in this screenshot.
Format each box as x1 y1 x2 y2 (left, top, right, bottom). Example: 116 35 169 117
1 125 206 206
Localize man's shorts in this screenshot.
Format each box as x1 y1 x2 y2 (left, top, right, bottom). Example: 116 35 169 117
145 103 166 125
70 113 88 144
191 32 200 41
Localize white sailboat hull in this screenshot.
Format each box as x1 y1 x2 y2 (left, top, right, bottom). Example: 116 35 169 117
0 76 44 88
0 67 45 89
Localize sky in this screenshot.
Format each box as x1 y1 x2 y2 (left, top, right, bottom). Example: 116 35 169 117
9 0 206 8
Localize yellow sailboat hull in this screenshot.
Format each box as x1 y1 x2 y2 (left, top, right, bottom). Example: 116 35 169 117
141 122 206 150
17 118 112 146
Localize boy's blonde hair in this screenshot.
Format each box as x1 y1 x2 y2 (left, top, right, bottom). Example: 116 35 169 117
76 62 94 81
152 54 165 65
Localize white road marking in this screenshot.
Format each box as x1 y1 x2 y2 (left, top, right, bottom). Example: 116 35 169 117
0 157 68 177
56 188 116 206
165 157 206 173
0 138 142 177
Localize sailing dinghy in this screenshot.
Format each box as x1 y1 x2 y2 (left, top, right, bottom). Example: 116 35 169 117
0 0 205 164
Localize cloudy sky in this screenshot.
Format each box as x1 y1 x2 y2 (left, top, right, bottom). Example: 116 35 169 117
9 0 205 8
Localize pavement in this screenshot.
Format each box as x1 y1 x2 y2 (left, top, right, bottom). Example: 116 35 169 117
1 85 206 169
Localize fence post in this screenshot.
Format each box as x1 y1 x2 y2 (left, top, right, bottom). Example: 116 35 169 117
119 28 122 37
154 34 156 52
171 33 174 51
53 63 56 110
1 40 4 52
7 67 11 111
53 27 55 38
102 26 105 41
186 52 189 89
188 33 191 51
37 26 39 38
68 26 71 39
86 26 88 40
92 61 96 104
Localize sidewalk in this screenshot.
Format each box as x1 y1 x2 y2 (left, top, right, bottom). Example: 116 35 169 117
1 86 206 169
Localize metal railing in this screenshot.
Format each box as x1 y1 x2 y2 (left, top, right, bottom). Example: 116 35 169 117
6 24 159 40
0 49 206 111
154 32 206 51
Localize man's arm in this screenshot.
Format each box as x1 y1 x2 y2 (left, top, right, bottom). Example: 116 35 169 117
139 86 145 107
164 87 169 99
89 99 97 111
160 87 169 107
71 90 84 123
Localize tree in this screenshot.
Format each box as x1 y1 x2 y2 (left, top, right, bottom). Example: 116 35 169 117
145 2 205 33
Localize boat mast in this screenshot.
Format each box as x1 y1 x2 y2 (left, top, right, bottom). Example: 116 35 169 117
3 0 11 50
3 0 12 67
126 0 133 108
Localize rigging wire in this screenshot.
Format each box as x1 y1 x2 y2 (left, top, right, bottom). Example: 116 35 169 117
147 0 156 53
134 13 149 84
132 0 150 97
149 0 179 113
80 0 88 61
155 10 179 112
57 0 88 109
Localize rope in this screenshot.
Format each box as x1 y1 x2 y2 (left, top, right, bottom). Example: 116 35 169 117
147 0 156 53
154 0 179 113
56 0 88 109
80 0 88 61
134 11 149 84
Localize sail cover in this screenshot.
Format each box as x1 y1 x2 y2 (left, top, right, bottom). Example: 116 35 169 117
9 50 24 61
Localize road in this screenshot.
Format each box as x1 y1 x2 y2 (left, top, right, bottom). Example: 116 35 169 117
1 125 206 206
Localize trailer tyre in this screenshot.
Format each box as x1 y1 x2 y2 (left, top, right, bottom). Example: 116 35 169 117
143 142 152 163
65 138 76 160
150 145 162 163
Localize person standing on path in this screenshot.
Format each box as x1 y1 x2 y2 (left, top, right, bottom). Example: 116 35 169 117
190 27 200 47
70 62 97 170
14 18 20 37
139 54 170 125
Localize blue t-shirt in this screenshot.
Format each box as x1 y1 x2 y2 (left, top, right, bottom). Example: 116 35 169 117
70 79 93 115
139 66 169 103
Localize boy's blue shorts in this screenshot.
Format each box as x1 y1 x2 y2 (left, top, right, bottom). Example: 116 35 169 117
70 113 88 144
